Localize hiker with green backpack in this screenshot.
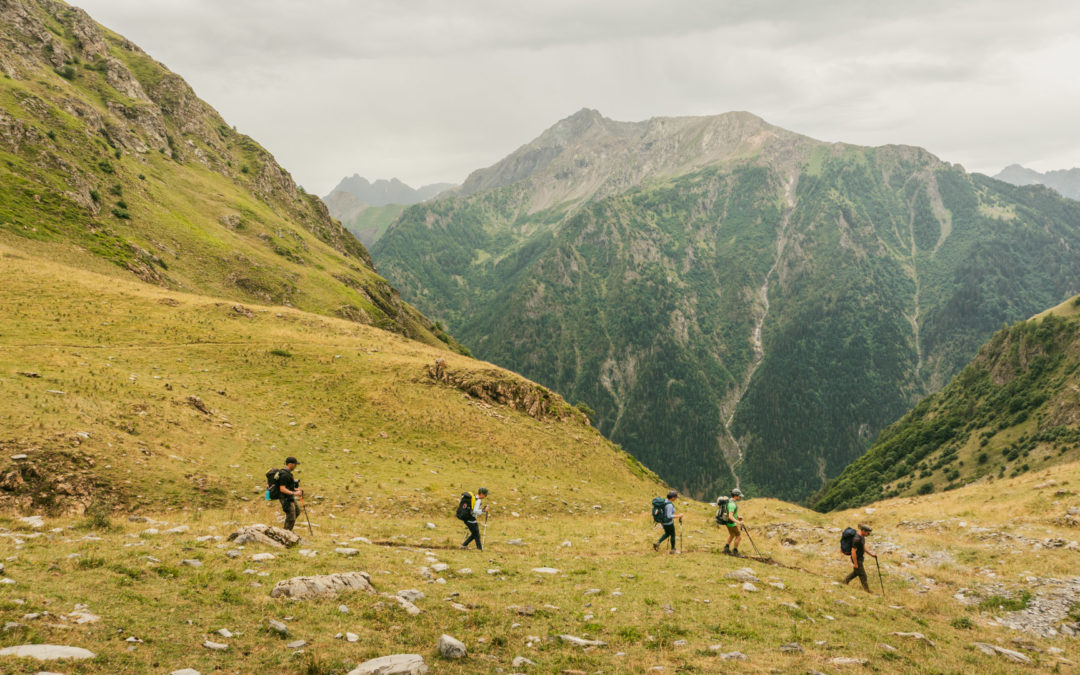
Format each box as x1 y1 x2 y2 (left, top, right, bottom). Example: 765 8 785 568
715 488 744 556
456 487 489 551
651 490 683 554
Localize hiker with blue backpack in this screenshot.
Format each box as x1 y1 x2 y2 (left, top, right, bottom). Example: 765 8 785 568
651 490 683 554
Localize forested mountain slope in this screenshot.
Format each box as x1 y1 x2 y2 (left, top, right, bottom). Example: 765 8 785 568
0 0 453 347
373 109 1080 502
812 295 1080 510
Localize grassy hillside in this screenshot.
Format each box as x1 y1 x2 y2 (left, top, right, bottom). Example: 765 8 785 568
812 295 1080 511
0 0 451 348
375 130 1080 502
2 252 1079 673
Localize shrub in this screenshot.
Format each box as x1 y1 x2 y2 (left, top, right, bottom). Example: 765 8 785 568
978 590 1032 612
97 159 114 174
918 482 934 495
111 206 131 220
950 616 973 629
977 452 989 464
269 348 292 358
54 64 76 80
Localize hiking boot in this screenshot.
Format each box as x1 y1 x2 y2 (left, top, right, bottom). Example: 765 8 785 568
731 549 743 558
652 542 660 552
669 549 679 554
722 546 731 556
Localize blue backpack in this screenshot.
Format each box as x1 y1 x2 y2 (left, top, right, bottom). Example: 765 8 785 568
651 497 669 523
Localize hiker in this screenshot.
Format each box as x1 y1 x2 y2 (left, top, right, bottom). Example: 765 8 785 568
270 456 302 531
721 488 745 556
458 487 488 550
652 490 683 554
842 524 878 593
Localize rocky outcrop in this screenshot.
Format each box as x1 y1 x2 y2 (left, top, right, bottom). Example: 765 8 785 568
227 524 300 549
424 361 585 424
269 572 376 600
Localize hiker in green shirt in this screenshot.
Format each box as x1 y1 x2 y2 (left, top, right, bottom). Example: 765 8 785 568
722 488 744 557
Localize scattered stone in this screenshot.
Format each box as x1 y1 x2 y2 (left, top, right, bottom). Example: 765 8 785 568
299 549 317 558
251 553 275 562
780 643 803 653
180 559 203 568
561 540 572 547
18 516 44 529
202 640 228 651
389 594 421 616
742 582 758 593
397 589 424 603
226 550 241 559
559 635 606 647
216 629 234 638
267 619 289 636
287 640 307 649
890 631 935 647
438 634 467 659
457 568 473 575
879 643 897 652
507 538 525 546
718 652 748 660
170 670 202 675
227 524 300 548
0 644 95 660
335 548 360 557
769 581 785 590
10 454 28 461
532 567 560 574
346 654 428 674
830 657 868 666
425 522 436 530
673 639 687 647
126 636 143 643
338 604 349 614
164 525 190 534
430 562 449 572
64 605 99 624
347 632 359 642
972 642 1033 664
270 572 376 600
708 644 724 651
725 568 759 583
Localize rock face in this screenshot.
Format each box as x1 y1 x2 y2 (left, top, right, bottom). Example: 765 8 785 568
347 654 429 675
270 572 376 600
0 644 96 660
227 524 300 548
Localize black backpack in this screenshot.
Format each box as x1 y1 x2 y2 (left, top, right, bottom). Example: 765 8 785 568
715 496 734 524
651 497 669 523
455 492 474 521
265 468 283 499
840 527 857 555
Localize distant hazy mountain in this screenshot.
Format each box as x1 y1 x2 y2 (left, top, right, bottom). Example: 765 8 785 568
325 175 453 207
373 108 1080 502
994 164 1080 200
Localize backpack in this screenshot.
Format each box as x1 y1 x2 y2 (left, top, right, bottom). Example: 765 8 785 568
455 492 474 521
840 527 857 555
715 496 734 524
651 497 670 524
265 468 282 500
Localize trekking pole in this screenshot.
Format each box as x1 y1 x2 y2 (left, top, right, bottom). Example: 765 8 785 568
300 496 314 536
741 523 764 559
874 557 886 598
482 510 489 550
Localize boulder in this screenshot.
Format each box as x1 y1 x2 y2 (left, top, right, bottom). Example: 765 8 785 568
227 524 300 548
270 572 376 600
347 654 429 674
438 634 467 659
0 644 95 660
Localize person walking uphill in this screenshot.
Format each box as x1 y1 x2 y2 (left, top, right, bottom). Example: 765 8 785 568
842 524 878 593
457 487 488 550
652 490 683 554
268 456 302 531
719 488 744 556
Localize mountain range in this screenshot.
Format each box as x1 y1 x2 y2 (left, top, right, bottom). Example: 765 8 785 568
994 164 1080 201
372 108 1080 502
322 176 454 247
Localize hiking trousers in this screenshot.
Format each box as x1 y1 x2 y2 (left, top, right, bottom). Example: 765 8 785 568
462 520 482 550
280 497 298 531
657 523 676 550
844 564 870 592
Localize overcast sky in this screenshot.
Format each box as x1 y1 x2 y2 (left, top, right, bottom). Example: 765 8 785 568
74 0 1080 196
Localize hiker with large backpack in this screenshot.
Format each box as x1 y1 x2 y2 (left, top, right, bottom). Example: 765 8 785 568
265 456 302 531
651 490 683 554
840 524 878 593
716 488 744 556
457 487 488 550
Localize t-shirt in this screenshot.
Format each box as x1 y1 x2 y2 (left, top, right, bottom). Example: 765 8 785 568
726 499 739 525
851 533 866 562
275 468 297 498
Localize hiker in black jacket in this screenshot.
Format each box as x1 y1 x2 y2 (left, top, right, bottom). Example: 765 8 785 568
273 457 302 531
460 487 488 550
842 524 877 592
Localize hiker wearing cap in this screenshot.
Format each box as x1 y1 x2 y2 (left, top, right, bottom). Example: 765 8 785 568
274 456 302 531
652 490 683 554
459 487 488 550
843 524 877 592
722 488 744 557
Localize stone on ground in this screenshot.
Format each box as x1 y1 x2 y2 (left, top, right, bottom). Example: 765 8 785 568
347 653 429 674
972 643 1033 665
513 655 536 667
532 567 560 574
890 631 936 647
267 619 289 636
202 640 228 651
830 657 868 665
270 572 376 600
719 652 747 660
227 524 300 548
170 670 202 675
0 644 95 660
725 568 759 583
438 634 467 659
287 640 306 649
559 634 606 647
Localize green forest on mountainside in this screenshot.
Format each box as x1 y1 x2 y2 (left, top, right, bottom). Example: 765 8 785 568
812 299 1080 511
373 125 1080 504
